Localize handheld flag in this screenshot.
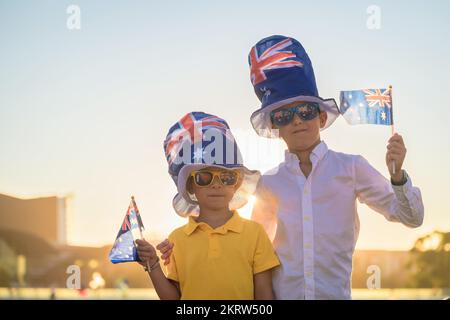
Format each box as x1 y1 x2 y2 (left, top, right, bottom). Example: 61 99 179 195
339 88 393 125
109 196 145 264
339 86 397 174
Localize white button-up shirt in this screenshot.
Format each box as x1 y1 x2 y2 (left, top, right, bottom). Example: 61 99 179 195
251 141 424 300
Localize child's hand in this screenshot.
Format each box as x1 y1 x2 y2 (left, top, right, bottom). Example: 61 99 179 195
156 239 174 265
386 133 407 183
136 239 158 267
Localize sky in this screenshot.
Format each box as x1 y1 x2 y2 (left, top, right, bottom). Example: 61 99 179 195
1 0 449 250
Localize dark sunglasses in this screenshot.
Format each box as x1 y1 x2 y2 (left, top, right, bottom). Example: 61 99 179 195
270 102 320 127
190 170 240 187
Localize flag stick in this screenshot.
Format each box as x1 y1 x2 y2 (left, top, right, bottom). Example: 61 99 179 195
391 125 396 175
131 195 151 272
389 85 396 175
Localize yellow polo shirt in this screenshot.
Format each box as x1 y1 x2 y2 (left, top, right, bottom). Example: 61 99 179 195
165 211 280 300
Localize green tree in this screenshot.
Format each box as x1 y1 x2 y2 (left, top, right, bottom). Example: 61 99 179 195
408 231 450 288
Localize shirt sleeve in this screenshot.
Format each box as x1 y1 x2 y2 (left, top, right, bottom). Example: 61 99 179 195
251 178 279 242
165 234 179 282
253 223 280 274
354 155 424 228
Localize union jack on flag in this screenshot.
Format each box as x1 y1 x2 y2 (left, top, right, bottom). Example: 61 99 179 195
164 112 230 165
339 88 393 126
109 196 145 264
362 88 392 108
249 38 304 86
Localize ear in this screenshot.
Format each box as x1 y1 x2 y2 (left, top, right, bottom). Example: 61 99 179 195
319 111 328 128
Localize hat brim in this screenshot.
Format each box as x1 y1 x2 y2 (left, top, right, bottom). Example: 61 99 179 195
172 163 261 217
250 96 340 138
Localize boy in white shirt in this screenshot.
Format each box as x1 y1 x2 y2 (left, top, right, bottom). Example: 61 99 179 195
248 35 424 299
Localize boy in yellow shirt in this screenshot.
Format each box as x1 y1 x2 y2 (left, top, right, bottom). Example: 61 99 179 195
136 112 280 300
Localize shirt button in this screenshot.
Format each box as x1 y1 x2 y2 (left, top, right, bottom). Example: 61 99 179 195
304 215 311 221
304 188 309 194
306 272 312 278
305 243 311 249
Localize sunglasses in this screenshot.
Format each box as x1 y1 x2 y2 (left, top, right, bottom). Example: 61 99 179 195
190 169 240 187
270 102 320 127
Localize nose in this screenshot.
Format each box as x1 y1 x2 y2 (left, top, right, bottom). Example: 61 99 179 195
210 175 222 188
292 113 304 125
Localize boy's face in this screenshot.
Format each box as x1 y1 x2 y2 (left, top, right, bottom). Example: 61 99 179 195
188 167 241 211
273 101 327 151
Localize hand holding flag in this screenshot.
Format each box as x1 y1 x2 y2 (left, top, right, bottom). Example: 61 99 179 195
340 86 401 177
135 239 159 269
386 133 407 183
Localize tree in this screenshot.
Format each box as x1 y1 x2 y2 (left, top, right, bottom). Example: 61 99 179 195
408 231 450 288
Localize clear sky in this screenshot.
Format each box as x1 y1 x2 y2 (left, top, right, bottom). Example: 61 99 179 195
1 0 449 250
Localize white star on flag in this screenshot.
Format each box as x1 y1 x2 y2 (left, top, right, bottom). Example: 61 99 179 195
193 147 204 162
129 217 138 226
381 111 386 121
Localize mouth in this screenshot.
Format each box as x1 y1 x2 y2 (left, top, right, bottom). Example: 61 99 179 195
292 128 308 134
207 194 226 198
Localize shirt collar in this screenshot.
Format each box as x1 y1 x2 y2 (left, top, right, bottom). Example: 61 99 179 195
284 141 328 174
183 210 244 236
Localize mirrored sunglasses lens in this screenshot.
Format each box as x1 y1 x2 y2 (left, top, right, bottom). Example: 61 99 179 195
297 103 319 120
272 110 293 126
195 172 213 186
220 172 238 185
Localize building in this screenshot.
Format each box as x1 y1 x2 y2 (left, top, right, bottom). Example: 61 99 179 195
0 193 71 245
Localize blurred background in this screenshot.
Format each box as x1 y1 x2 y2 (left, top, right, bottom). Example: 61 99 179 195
1 0 449 299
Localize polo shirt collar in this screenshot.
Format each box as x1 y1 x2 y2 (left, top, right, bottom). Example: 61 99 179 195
183 210 244 235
